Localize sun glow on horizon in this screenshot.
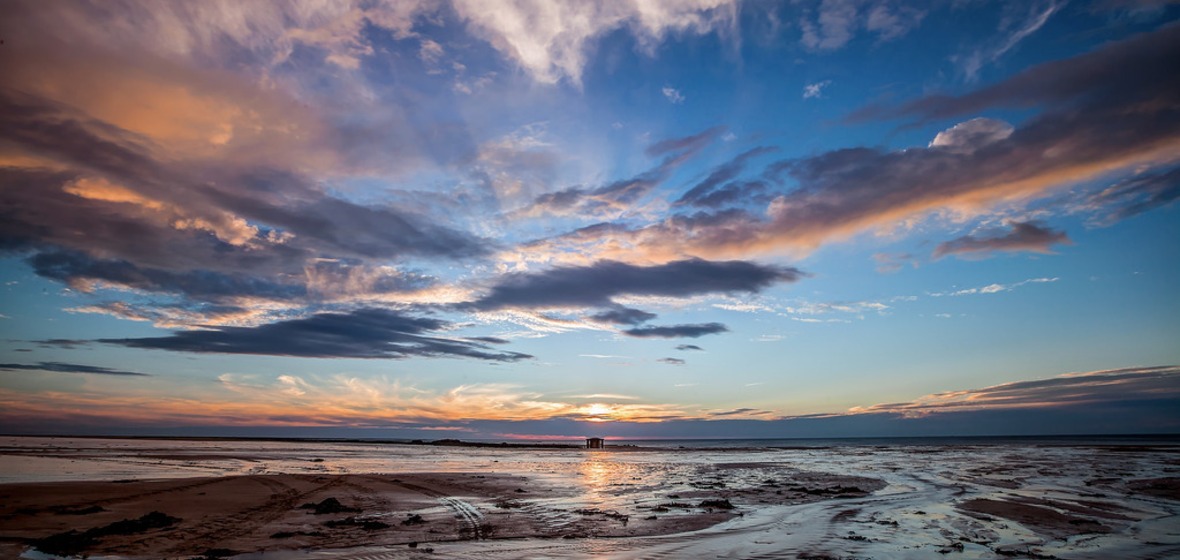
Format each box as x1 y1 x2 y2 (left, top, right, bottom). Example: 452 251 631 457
580 402 617 422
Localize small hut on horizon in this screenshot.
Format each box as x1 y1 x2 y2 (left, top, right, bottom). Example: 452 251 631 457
586 437 605 449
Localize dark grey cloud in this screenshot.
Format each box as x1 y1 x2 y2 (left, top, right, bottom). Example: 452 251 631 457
858 366 1180 415
657 357 686 365
590 307 658 326
98 308 532 361
465 336 511 345
933 221 1072 259
675 147 778 207
681 180 773 210
623 322 729 338
1085 166 1180 223
0 361 150 377
675 344 704 351
470 258 802 311
850 24 1180 123
708 408 770 417
28 250 307 301
203 182 490 261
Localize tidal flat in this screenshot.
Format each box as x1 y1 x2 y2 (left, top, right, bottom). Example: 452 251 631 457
0 436 1177 559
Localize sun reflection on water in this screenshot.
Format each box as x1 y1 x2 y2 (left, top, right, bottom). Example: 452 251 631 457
579 458 616 507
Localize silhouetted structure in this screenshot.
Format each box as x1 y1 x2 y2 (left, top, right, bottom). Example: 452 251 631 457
586 437 605 449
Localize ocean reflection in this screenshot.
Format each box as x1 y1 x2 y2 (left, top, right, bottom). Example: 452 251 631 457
578 458 614 507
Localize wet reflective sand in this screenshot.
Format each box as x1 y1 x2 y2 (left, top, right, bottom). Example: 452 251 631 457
1 437 1177 559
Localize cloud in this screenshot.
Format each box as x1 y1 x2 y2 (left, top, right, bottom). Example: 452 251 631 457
451 0 737 84
956 1 1062 80
676 344 704 351
0 362 151 377
929 277 1057 297
520 170 665 218
623 322 729 338
0 90 488 310
675 147 778 207
26 250 307 302
98 308 533 362
590 307 658 325
803 80 832 99
800 0 925 51
928 117 1014 153
850 365 1180 417
532 25 1180 263
0 1 473 176
662 86 686 104
872 252 918 274
1082 166 1180 224
657 357 686 365
933 221 1072 259
469 258 802 311
865 2 926 42
854 23 1180 122
570 393 639 400
782 299 890 316
516 126 725 219
800 0 860 50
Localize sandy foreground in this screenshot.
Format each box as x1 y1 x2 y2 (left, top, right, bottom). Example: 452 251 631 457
0 469 880 559
0 437 1178 559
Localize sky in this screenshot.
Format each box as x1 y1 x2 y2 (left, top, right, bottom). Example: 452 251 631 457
1 0 1178 440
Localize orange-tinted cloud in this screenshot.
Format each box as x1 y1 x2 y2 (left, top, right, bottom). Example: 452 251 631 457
524 25 1180 264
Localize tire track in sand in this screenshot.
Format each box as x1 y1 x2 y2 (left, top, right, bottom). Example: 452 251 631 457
394 481 488 539
161 475 344 555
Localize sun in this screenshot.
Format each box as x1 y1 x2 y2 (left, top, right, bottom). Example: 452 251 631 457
581 403 615 422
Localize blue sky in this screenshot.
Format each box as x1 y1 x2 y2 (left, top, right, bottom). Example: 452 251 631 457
1 0 1178 439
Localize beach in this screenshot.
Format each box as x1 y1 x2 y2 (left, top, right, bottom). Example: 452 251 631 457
0 436 1177 559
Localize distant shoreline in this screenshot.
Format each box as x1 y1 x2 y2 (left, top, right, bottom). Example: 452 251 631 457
2 432 1178 450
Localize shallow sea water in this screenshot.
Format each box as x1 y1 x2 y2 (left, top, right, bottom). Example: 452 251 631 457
2 436 1178 559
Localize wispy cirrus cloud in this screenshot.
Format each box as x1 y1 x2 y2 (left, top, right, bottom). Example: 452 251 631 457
955 1 1062 81
928 277 1057 297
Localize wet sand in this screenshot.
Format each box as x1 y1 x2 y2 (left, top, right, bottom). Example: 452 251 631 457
0 470 878 558
0 437 1177 559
